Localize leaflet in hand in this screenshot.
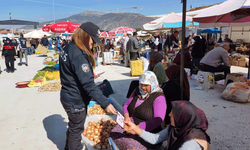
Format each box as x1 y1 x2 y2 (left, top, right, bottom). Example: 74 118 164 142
95 70 105 76
116 111 124 128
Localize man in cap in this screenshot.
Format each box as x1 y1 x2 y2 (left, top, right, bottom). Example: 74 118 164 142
123 31 132 67
127 31 139 61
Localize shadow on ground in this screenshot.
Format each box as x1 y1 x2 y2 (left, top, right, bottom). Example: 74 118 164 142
43 114 67 150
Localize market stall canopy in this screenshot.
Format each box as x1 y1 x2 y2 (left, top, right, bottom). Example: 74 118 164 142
193 0 250 24
0 19 39 29
143 13 198 30
109 27 136 36
43 21 80 33
199 28 221 34
24 29 51 38
99 32 110 37
137 30 151 37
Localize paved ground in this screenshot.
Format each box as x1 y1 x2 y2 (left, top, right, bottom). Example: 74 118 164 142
0 52 250 150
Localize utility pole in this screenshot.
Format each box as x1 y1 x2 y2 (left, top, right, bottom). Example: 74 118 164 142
180 0 187 100
116 14 120 27
52 0 55 23
9 13 14 37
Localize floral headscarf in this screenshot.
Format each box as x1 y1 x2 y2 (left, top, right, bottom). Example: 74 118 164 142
139 71 162 99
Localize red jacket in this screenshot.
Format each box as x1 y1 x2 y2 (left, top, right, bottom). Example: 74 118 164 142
2 44 16 57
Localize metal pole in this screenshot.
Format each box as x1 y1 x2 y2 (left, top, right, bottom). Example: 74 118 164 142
9 13 14 38
180 0 187 100
52 0 55 23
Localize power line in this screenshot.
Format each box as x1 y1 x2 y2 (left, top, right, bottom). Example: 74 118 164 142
24 0 90 10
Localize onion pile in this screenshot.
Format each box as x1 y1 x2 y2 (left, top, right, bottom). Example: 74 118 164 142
88 104 108 116
82 118 117 149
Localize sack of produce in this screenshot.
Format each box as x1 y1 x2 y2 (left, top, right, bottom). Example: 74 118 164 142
221 82 250 103
82 115 117 150
38 81 61 92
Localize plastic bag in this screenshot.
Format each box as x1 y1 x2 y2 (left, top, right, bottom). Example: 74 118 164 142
221 82 250 103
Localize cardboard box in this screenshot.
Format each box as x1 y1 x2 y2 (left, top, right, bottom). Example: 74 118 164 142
229 59 232 65
231 59 239 66
37 44 48 55
239 60 247 67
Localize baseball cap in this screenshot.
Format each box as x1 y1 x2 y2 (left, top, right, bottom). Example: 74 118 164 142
127 31 133 35
80 22 101 44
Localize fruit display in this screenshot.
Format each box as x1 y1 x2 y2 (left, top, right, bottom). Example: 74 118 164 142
45 71 60 80
33 71 46 80
88 104 108 116
82 118 117 149
39 82 61 92
41 66 56 72
28 77 47 87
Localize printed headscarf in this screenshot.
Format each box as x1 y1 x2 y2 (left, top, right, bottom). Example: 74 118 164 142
139 71 162 99
165 101 210 150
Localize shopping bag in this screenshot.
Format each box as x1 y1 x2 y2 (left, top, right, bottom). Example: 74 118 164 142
130 59 143 76
98 79 114 97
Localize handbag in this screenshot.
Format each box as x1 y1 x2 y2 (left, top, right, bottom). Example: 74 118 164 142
97 79 114 97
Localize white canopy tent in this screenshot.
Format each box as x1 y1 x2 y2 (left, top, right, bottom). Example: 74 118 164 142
24 29 51 38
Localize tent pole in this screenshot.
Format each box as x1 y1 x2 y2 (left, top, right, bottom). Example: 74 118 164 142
180 0 187 100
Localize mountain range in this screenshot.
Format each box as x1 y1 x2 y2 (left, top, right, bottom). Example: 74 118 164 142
24 11 156 31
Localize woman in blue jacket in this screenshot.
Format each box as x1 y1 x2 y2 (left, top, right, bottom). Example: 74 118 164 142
59 22 117 150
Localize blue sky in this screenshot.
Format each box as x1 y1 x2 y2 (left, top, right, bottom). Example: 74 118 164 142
0 0 224 27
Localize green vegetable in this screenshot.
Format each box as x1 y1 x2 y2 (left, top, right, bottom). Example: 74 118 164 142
47 61 56 66
33 71 46 80
41 66 56 72
45 56 53 59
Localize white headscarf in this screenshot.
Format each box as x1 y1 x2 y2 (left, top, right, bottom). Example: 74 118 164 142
154 38 159 46
139 71 162 99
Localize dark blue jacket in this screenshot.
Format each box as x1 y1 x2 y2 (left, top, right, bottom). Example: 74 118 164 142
40 37 50 46
59 42 110 109
19 38 27 49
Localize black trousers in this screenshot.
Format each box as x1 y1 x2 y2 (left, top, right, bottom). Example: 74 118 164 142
129 52 139 61
63 105 87 150
200 64 231 78
5 55 15 71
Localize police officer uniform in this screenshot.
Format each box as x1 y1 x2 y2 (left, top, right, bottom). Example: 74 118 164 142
18 36 28 66
2 38 16 73
59 22 111 150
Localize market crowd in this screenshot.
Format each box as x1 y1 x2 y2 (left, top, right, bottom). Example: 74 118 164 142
56 22 240 150
1 34 69 73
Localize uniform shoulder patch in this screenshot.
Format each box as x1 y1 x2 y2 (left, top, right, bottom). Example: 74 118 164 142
82 64 90 72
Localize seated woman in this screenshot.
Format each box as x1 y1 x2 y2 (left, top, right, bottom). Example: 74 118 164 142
109 71 167 150
162 65 190 124
148 51 168 85
124 101 211 150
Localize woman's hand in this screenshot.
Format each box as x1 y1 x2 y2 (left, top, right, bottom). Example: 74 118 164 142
105 104 117 115
94 74 100 79
124 121 142 136
2 56 4 59
14 56 16 59
124 113 131 122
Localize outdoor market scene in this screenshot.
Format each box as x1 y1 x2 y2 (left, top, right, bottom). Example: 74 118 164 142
1 0 250 150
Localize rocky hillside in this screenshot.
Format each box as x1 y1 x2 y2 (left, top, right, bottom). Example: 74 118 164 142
24 11 156 31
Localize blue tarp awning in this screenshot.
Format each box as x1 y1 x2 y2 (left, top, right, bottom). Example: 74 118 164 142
200 28 222 34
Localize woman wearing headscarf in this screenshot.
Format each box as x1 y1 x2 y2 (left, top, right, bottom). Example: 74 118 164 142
148 51 168 85
124 101 211 150
1 38 16 73
162 65 190 124
59 22 117 150
109 71 167 150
